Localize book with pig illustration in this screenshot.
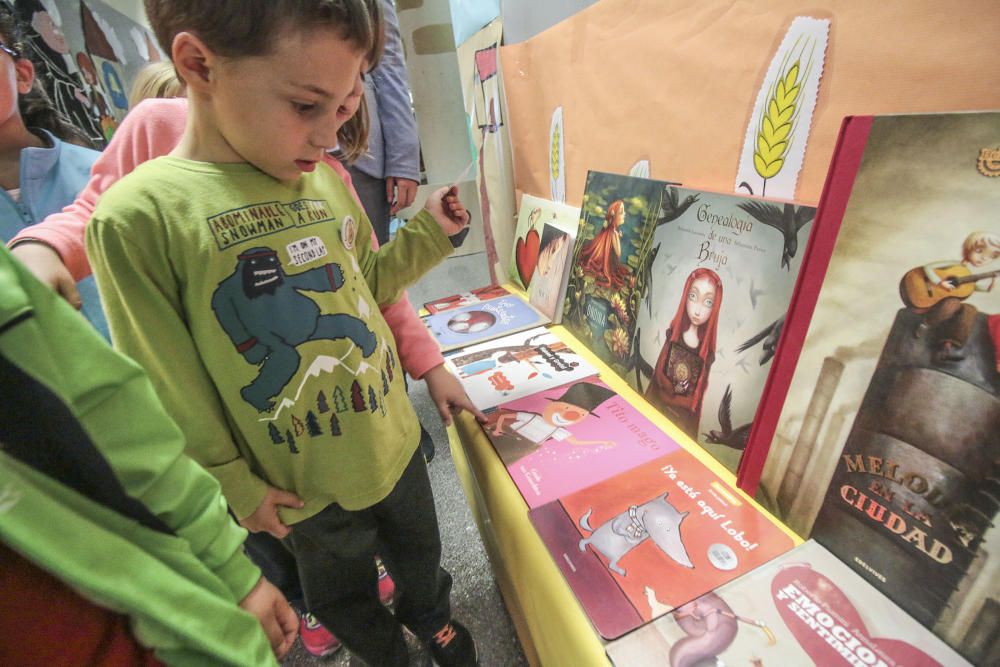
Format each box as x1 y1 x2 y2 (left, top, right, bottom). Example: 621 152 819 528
482 378 677 508
443 327 598 409
421 293 549 353
605 539 971 667
423 284 510 314
528 448 795 638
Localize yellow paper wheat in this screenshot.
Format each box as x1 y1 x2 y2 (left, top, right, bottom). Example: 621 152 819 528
550 124 561 181
753 60 801 189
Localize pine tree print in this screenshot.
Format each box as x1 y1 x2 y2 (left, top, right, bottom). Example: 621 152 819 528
285 429 299 454
332 386 348 413
306 411 322 437
268 422 284 444
351 380 365 412
368 386 378 413
317 390 330 414
292 414 305 437
329 412 342 436
382 370 389 396
386 360 394 382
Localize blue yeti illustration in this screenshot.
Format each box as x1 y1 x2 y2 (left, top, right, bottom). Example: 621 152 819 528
212 246 377 411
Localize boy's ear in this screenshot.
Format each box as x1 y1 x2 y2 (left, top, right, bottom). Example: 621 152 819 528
171 31 214 91
13 57 34 95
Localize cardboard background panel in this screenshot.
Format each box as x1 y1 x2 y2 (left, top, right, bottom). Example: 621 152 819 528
500 0 1000 207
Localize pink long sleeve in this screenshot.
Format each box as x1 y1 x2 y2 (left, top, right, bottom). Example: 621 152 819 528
10 97 189 281
13 95 443 379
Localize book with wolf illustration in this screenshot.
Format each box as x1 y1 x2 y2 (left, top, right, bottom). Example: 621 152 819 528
423 284 510 314
743 112 1000 665
421 293 549 353
629 186 816 475
605 539 971 667
529 448 795 639
444 327 598 409
482 378 677 508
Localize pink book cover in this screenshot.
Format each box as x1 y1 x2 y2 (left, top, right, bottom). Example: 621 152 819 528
605 540 971 667
482 378 677 508
529 448 795 639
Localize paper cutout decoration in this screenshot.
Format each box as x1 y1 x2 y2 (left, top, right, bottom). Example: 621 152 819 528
628 159 650 179
735 16 829 199
549 106 566 203
448 0 501 48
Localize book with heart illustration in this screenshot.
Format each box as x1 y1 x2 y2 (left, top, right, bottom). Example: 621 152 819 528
508 195 581 305
421 293 550 353
423 284 511 314
444 327 598 410
604 539 970 667
481 378 678 508
528 447 795 639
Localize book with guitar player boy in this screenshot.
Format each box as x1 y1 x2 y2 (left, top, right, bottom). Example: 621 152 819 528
741 112 999 665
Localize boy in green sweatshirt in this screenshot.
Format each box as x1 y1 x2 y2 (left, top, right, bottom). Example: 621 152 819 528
87 2 478 665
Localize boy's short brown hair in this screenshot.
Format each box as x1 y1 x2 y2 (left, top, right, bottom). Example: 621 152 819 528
144 0 384 66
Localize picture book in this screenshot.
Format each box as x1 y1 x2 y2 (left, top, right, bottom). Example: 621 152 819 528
562 171 675 375
482 378 676 508
423 284 510 314
605 539 971 667
630 186 815 475
421 293 549 353
745 112 1000 665
508 194 581 290
527 219 577 323
529 448 795 639
443 327 598 410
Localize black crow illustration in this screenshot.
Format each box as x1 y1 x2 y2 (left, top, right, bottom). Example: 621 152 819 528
735 313 785 365
737 202 814 270
640 243 661 317
704 385 751 450
657 186 699 227
748 278 765 309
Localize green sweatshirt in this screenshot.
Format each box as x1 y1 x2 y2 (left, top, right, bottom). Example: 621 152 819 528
87 157 452 521
0 244 273 666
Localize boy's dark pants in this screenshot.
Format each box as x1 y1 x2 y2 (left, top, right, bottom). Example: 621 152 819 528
284 448 453 666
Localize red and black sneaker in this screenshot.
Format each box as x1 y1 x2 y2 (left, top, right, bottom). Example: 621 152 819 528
428 620 477 667
299 613 341 657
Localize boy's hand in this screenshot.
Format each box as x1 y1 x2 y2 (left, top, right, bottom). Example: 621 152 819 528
424 186 470 236
240 486 304 539
10 242 82 309
423 363 486 427
239 577 298 660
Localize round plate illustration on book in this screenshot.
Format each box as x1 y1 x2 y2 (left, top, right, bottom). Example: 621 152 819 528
447 310 496 334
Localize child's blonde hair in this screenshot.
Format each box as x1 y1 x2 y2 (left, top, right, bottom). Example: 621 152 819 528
962 231 1000 260
128 61 186 108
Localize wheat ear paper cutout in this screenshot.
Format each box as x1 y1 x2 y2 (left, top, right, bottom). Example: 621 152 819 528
549 106 566 203
735 17 830 200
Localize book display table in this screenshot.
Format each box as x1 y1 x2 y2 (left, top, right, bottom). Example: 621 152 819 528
446 324 799 666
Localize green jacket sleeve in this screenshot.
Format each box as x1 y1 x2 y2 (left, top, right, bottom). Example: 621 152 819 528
358 208 454 304
86 210 268 521
0 245 262 603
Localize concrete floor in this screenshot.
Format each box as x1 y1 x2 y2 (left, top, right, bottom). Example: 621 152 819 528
281 253 529 666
